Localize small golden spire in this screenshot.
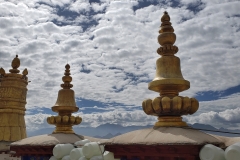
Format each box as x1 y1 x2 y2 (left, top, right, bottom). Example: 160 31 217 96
0 67 5 76
160 11 174 33
22 68 28 76
157 11 178 56
61 64 73 89
9 55 20 73
22 68 28 81
142 12 199 127
47 64 82 134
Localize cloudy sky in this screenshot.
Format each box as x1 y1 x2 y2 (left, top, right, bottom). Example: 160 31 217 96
0 0 240 132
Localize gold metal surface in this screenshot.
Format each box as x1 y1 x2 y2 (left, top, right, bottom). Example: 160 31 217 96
47 64 82 134
0 55 28 141
142 12 199 127
9 55 20 73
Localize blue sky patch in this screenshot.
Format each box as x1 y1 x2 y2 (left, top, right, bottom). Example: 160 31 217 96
27 107 53 115
132 0 181 11
37 1 106 31
196 84 240 101
76 98 137 113
186 1 206 14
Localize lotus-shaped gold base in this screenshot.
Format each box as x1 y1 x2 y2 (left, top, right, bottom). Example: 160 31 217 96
142 96 199 127
47 115 82 133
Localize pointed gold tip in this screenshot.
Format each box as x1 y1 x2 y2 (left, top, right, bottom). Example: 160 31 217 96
9 55 20 73
161 11 170 22
61 64 73 89
158 12 176 49
12 55 20 69
159 11 174 34
65 64 70 70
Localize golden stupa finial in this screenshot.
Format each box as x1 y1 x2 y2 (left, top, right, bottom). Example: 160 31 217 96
9 55 20 73
47 64 82 134
0 55 29 141
142 12 199 127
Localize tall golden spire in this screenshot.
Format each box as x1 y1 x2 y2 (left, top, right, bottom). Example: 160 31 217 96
0 55 28 141
142 12 199 127
47 64 82 134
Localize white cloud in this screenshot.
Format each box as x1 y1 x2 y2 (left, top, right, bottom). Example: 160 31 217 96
91 2 107 12
74 109 156 127
196 93 240 114
69 0 91 13
185 108 240 129
25 113 53 131
24 108 156 131
24 93 240 131
186 93 240 129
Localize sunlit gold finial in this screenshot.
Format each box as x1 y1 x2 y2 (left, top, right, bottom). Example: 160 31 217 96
142 12 199 127
0 55 29 141
47 64 82 134
9 55 20 73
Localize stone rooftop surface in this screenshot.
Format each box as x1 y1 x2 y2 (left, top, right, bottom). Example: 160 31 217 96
102 127 225 146
10 133 106 146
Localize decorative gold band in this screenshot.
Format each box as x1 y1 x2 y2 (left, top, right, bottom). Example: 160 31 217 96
155 116 188 127
0 109 25 114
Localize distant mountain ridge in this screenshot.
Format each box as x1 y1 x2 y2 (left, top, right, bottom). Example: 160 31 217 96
94 133 122 139
27 123 152 137
189 123 240 137
27 123 240 138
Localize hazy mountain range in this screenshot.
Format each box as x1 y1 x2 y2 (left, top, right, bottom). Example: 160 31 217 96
27 123 240 138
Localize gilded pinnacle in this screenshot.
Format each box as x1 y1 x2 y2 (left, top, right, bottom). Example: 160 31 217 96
142 12 199 127
47 64 82 134
158 11 177 54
